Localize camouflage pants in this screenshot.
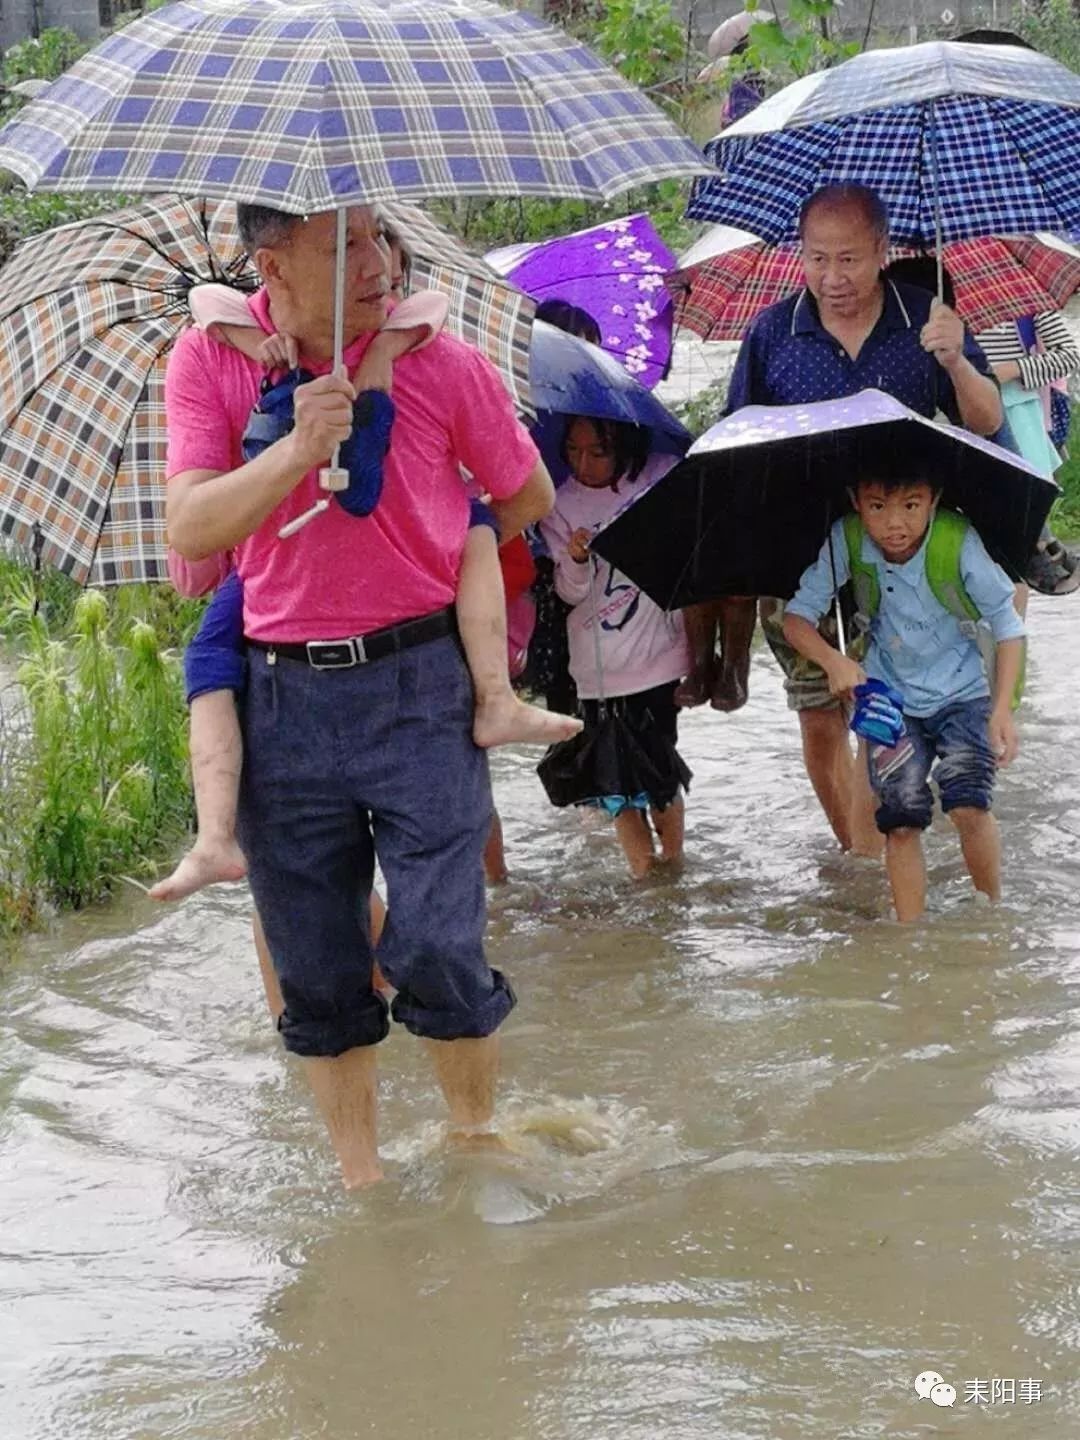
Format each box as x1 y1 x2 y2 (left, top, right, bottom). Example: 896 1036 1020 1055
758 598 842 713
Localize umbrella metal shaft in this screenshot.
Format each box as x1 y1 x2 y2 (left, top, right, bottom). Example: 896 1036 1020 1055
928 100 945 304
319 206 349 494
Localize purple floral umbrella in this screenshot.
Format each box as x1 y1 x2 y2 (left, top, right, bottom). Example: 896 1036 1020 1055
486 214 676 389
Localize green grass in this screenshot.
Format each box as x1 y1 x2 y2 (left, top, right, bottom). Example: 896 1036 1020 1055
1052 411 1080 543
0 559 200 934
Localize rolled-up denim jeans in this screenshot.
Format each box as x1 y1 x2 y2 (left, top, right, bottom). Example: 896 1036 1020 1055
237 632 514 1057
869 696 996 834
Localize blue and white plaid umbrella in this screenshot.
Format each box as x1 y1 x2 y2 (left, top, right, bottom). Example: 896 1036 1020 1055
686 41 1080 247
0 0 708 211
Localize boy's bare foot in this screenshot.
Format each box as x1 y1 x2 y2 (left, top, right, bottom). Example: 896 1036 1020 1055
149 839 247 901
473 693 582 749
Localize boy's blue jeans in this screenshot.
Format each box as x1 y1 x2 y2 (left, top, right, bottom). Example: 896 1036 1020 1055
868 697 996 834
237 636 514 1057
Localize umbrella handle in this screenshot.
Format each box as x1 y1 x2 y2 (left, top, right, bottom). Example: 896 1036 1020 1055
586 554 608 712
279 497 331 539
826 519 849 655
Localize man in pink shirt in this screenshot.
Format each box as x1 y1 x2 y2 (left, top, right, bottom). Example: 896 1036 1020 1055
166 203 554 1189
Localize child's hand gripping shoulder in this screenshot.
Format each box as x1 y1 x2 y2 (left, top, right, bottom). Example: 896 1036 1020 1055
253 331 299 370
353 290 449 393
188 283 297 367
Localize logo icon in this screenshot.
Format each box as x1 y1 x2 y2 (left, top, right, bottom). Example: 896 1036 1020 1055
914 1371 945 1399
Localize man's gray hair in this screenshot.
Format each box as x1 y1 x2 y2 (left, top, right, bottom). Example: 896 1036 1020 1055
236 203 305 251
798 183 889 241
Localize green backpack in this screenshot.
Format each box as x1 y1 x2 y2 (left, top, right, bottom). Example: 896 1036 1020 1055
842 508 1025 709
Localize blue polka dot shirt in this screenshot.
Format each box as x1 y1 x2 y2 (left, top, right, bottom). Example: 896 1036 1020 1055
725 281 993 422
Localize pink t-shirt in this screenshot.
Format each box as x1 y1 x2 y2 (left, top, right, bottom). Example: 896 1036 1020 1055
165 290 539 641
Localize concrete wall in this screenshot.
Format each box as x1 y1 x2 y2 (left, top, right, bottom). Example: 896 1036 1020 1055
1 0 101 56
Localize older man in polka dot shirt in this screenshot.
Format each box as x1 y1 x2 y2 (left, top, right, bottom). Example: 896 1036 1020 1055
684 182 1003 856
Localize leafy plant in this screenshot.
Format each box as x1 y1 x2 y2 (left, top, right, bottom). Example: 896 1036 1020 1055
0 28 88 84
1050 409 1080 543
0 560 194 929
673 377 729 436
708 0 857 100
592 0 687 90
1019 0 1080 73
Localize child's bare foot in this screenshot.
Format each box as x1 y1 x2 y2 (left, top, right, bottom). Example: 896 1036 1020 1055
710 660 749 712
149 839 247 901
473 693 582 749
674 674 709 708
655 850 685 871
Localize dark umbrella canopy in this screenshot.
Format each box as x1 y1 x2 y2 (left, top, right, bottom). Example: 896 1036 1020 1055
528 318 692 479
590 389 1059 611
537 708 691 813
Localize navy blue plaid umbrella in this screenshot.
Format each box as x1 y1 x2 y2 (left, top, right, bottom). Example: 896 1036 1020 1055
0 0 708 210
686 40 1080 248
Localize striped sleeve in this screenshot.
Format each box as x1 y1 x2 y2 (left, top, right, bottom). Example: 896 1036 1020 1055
977 313 1080 389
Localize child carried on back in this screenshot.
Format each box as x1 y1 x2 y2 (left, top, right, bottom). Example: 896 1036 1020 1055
153 231 577 902
782 458 1026 922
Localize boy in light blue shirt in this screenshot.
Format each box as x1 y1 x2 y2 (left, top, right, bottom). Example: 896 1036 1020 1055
783 468 1025 921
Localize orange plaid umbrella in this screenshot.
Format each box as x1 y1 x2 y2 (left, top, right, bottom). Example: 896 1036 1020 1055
668 228 1080 342
0 196 534 585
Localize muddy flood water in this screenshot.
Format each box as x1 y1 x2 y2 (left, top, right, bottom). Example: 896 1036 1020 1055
2 599 1079 1440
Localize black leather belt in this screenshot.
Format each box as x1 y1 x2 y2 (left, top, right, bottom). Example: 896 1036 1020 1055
247 606 456 670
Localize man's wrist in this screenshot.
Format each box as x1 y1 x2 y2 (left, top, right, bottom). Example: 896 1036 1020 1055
277 429 321 479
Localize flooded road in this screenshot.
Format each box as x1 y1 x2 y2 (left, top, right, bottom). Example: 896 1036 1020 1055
2 599 1079 1439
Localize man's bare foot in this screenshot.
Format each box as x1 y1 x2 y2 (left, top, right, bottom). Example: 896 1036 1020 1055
674 674 709 708
473 693 582 749
149 839 247 901
447 1127 511 1155
343 1159 385 1189
710 662 749 713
